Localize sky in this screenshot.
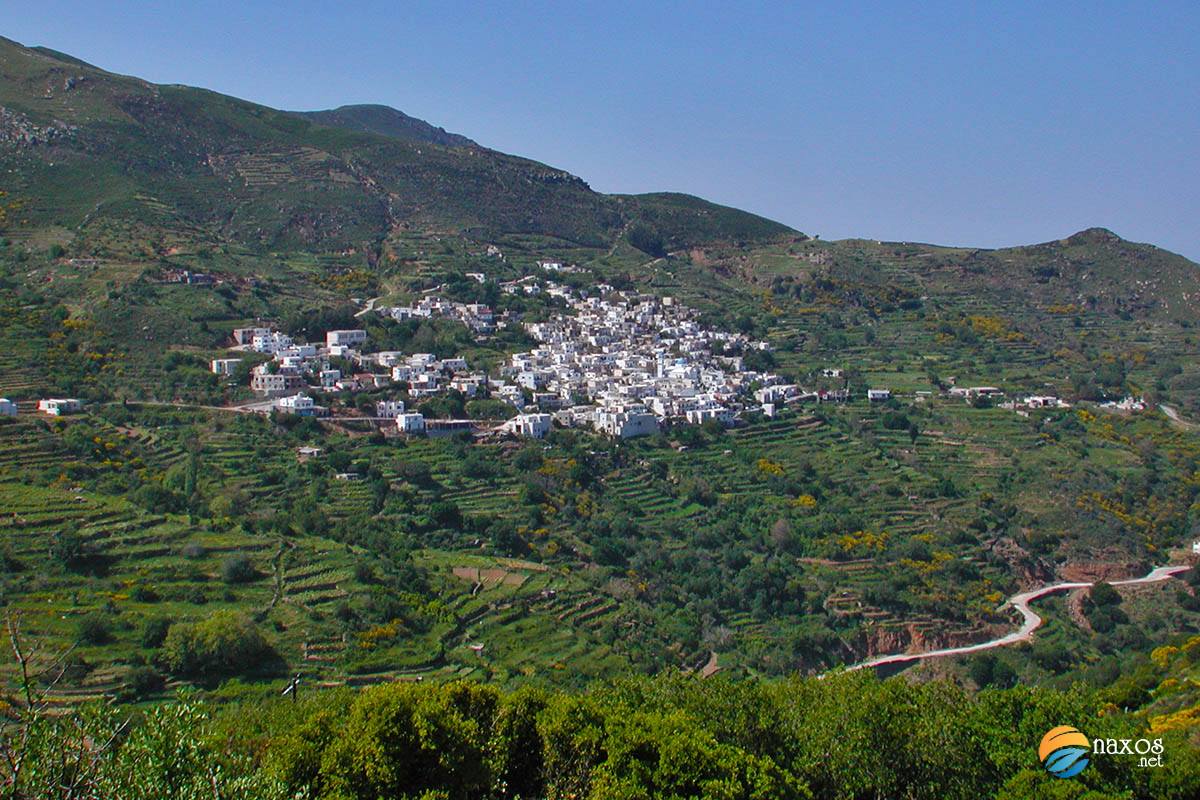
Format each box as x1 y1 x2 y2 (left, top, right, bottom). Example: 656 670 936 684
6 1 1199 258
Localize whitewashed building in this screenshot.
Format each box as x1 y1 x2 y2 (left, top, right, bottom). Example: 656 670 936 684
233 327 271 346
503 413 553 438
375 400 406 418
37 398 82 415
685 406 736 426
396 412 426 434
595 408 659 439
251 331 294 354
275 394 316 416
326 329 367 348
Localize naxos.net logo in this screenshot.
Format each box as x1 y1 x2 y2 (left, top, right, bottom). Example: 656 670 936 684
1039 725 1165 778
1039 726 1091 778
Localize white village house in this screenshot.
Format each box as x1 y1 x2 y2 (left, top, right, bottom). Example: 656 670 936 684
325 329 367 348
211 358 242 376
502 413 553 438
275 394 319 416
396 412 426 434
233 327 272 346
375 400 406 418
38 398 83 416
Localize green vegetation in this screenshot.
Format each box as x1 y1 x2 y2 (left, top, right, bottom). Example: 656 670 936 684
1 33 1199 794
6 665 1200 799
160 611 277 679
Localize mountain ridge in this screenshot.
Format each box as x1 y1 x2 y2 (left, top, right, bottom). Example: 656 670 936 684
4 35 1198 272
292 104 477 148
0 35 798 255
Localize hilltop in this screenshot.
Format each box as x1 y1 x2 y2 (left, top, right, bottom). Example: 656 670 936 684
292 104 477 148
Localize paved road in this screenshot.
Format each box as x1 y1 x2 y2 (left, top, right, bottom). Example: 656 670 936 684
844 564 1191 672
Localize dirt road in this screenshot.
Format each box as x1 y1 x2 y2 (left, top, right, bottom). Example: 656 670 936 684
844 564 1191 672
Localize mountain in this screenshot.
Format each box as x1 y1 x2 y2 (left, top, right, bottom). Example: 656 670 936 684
293 104 477 148
0 36 797 256
805 227 1200 324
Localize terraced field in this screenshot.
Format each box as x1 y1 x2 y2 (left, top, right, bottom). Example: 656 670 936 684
0 409 650 702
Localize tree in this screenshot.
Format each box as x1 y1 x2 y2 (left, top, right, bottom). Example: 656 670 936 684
317 681 499 800
77 613 112 645
429 500 462 529
49 526 89 571
1089 581 1121 607
589 710 810 800
489 520 524 556
141 617 173 649
627 223 666 257
221 554 259 584
161 612 276 678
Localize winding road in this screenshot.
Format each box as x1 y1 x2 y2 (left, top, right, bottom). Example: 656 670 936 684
844 564 1191 672
1161 404 1198 431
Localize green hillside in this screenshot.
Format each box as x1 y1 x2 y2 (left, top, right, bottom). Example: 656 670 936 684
294 103 478 147
1 34 1200 787
0 36 797 256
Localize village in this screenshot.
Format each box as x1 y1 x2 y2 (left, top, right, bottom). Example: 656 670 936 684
0 272 1146 436
197 275 1142 441
213 280 784 439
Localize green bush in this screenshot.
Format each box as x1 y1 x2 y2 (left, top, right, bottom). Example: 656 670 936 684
316 681 499 800
77 613 113 645
49 527 90 570
221 554 260 584
141 617 173 649
161 611 275 677
627 223 666 257
4 697 293 800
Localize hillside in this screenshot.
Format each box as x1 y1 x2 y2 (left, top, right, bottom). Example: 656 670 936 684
1 34 1200 747
0 35 797 256
293 104 477 148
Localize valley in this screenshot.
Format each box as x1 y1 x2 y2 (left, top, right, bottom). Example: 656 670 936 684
1 24 1199 799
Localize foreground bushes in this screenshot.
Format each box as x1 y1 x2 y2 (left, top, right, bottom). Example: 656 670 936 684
249 671 1199 800
4 671 1199 799
1 698 292 800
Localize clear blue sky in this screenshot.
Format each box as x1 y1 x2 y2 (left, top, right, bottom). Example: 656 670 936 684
7 2 1199 258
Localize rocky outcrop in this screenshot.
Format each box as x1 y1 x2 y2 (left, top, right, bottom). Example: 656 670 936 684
1058 559 1150 583
983 535 1055 587
0 106 76 146
854 619 1009 660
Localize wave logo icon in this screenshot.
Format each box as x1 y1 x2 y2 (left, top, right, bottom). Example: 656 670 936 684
1040 726 1091 778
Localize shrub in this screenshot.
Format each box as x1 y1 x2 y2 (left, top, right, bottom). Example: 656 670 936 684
161 611 276 677
354 561 377 584
627 223 666 257
221 554 259 584
120 665 166 701
49 527 90 571
1089 581 1122 607
429 501 462 529
141 617 173 649
77 613 112 645
316 681 499 800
